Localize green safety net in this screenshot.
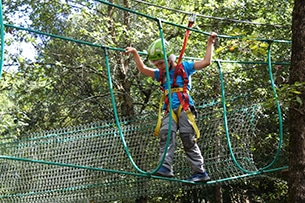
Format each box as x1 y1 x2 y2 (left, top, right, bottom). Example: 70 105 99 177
0 59 288 202
0 96 262 202
0 0 289 202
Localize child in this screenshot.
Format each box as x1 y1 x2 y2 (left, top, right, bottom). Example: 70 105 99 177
125 32 217 182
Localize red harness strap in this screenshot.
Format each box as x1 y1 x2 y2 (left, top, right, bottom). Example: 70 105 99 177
176 19 195 65
172 63 189 111
162 65 189 113
159 15 196 113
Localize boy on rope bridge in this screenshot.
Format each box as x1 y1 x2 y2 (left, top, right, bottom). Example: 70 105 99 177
125 32 217 182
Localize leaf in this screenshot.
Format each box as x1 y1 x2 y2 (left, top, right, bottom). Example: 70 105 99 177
296 96 303 106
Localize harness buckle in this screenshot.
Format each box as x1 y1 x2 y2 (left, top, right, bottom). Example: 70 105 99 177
189 105 198 118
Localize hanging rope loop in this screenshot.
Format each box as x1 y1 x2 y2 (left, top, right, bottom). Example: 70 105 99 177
176 13 196 66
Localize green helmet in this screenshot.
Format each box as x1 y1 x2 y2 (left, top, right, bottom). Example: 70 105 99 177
147 39 173 61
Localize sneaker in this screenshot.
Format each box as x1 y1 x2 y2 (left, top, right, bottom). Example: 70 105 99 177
187 172 211 182
154 166 174 178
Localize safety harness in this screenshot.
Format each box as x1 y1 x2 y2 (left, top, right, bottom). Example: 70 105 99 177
154 14 201 142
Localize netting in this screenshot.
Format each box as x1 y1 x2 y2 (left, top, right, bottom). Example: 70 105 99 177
0 61 288 202
0 0 290 202
0 98 259 202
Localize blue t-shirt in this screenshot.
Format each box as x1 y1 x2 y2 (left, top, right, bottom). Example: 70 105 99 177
154 61 196 109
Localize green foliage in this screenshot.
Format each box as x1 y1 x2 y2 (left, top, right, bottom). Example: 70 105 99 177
276 81 305 109
0 72 21 140
0 0 293 201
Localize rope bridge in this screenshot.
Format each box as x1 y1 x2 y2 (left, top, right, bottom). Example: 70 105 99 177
0 0 289 202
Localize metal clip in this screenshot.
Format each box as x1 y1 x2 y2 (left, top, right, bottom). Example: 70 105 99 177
188 14 196 23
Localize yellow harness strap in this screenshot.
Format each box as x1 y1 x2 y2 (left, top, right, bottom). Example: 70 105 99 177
164 87 185 96
154 93 166 137
153 88 200 142
185 109 200 142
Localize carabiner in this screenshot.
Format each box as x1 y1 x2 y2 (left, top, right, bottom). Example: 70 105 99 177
188 13 196 23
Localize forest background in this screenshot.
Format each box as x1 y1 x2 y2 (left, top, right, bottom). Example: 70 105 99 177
0 0 302 202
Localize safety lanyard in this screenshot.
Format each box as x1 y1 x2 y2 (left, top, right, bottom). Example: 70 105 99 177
173 14 196 87
176 14 196 66
161 14 196 112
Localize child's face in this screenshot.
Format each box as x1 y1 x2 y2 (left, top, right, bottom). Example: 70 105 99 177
153 60 166 72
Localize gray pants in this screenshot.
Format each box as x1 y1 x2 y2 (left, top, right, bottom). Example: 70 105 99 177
159 108 206 174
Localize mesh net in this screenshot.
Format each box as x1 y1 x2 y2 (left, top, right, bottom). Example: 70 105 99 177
0 55 289 202
0 96 264 202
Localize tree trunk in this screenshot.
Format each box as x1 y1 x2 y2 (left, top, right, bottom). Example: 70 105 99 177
288 1 305 202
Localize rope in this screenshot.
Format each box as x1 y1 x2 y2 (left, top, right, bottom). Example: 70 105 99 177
94 0 290 41
215 43 284 173
261 42 284 170
104 47 147 174
103 18 173 176
176 14 196 65
133 0 290 29
152 19 174 174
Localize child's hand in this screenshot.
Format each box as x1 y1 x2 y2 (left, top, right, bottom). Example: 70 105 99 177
124 47 137 55
208 32 217 44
